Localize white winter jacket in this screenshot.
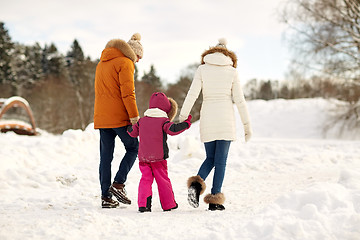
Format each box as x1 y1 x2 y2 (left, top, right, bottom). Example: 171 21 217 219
179 52 251 143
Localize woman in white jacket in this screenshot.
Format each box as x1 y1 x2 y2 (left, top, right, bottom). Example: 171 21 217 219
179 38 252 211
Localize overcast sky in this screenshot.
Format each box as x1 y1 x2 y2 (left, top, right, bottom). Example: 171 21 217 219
0 0 290 84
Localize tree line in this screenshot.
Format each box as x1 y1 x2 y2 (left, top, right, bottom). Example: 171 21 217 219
0 22 96 133
0 22 203 134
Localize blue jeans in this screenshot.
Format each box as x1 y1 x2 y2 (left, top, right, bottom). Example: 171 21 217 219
99 127 139 198
197 140 231 194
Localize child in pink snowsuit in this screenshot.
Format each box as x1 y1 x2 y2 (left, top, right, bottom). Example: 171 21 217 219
127 92 192 212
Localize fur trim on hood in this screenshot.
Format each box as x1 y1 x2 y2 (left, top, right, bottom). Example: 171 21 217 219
105 39 137 62
167 97 178 122
201 46 237 68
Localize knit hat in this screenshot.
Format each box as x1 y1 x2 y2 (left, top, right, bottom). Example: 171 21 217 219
127 33 143 59
149 92 171 113
216 38 227 48
149 92 178 121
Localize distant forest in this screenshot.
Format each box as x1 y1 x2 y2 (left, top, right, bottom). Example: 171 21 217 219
0 18 358 133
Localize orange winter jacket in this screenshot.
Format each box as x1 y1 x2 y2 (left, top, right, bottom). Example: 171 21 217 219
94 46 139 129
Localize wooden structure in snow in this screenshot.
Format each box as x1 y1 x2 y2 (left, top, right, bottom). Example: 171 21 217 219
0 96 38 135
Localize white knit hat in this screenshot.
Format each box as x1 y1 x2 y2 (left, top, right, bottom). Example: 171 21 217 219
127 33 143 59
216 38 227 48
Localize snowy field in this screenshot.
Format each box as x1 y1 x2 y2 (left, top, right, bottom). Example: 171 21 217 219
0 98 360 240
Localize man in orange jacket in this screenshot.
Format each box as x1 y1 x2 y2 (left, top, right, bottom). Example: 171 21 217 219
94 33 143 208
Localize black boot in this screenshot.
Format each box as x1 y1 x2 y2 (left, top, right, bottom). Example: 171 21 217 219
187 176 206 208
139 196 152 213
139 207 151 212
204 193 226 211
164 203 178 212
208 203 225 211
188 182 202 208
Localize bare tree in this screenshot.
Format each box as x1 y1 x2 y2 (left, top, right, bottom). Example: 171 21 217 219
281 0 360 83
280 0 360 129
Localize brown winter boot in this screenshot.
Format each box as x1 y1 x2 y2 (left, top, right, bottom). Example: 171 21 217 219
109 182 131 205
101 196 119 208
204 193 225 211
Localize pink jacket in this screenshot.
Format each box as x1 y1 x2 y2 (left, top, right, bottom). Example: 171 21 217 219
128 108 190 162
127 92 191 162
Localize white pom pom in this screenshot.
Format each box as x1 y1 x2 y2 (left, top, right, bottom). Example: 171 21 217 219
218 38 227 46
131 33 141 41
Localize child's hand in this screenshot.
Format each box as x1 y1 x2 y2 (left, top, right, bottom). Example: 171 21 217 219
184 115 192 129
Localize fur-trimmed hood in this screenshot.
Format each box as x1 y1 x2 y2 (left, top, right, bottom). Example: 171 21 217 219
102 39 137 63
201 46 237 68
167 97 178 122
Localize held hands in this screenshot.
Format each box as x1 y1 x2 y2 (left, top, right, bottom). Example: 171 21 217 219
130 116 140 125
243 123 252 142
184 114 192 129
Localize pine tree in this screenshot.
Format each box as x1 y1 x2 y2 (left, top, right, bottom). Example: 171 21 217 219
66 39 84 66
0 22 14 84
66 39 85 86
65 39 92 129
42 43 64 76
9 42 44 95
141 65 162 90
26 42 44 83
134 65 163 115
10 43 28 93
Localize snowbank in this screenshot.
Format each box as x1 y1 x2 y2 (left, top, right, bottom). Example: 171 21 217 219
247 98 360 140
0 98 359 240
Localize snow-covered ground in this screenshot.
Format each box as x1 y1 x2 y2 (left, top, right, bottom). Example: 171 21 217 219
1 98 359 240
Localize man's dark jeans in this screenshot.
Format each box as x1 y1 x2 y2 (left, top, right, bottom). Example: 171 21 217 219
99 126 138 198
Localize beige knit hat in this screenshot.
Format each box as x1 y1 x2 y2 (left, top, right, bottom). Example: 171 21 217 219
127 33 143 59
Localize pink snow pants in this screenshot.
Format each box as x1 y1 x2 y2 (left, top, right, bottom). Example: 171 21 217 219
138 160 177 211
